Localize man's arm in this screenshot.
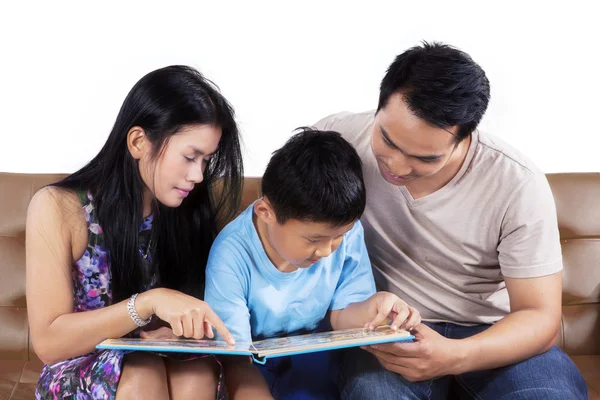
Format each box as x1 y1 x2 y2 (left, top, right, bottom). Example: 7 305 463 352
453 272 561 373
455 172 563 371
366 272 562 381
366 173 564 380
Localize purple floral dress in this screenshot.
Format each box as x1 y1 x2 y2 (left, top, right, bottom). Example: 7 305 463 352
35 190 224 399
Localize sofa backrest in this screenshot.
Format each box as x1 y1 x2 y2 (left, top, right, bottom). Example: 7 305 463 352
547 173 600 355
0 172 598 361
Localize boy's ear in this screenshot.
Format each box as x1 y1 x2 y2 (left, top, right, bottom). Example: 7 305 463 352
253 198 276 224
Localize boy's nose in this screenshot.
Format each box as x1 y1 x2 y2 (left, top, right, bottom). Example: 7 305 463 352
315 244 333 258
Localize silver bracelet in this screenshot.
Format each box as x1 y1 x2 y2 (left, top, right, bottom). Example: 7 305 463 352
127 293 151 327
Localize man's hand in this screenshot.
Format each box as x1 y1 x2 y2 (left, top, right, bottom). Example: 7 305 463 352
363 323 465 382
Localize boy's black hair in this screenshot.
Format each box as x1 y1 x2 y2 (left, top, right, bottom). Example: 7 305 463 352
261 128 366 227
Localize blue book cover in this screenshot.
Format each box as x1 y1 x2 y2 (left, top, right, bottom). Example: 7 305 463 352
97 325 415 364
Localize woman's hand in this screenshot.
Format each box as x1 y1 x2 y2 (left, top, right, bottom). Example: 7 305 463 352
138 288 235 345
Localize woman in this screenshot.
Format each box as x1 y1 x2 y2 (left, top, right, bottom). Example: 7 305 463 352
26 65 243 399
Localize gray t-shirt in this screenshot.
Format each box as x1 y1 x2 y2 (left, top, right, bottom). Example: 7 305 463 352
314 111 562 324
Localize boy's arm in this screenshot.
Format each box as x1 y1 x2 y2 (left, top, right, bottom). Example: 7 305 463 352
326 221 377 330
204 249 272 398
331 291 421 331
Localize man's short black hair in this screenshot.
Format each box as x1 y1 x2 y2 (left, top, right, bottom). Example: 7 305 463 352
261 128 366 227
378 41 490 142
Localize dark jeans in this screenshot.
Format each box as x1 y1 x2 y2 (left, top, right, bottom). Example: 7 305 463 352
340 322 588 400
257 351 341 400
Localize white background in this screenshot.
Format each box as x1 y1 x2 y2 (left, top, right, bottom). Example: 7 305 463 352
1 0 598 176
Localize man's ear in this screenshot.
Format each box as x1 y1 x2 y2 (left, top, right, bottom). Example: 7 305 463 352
127 126 148 160
253 197 277 225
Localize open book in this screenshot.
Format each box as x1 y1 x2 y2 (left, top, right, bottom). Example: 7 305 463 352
97 325 414 364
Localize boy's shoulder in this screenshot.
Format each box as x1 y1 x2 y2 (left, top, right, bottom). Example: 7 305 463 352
210 204 255 259
332 219 366 259
345 219 365 241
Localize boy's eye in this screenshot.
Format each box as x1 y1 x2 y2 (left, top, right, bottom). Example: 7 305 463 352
307 239 320 244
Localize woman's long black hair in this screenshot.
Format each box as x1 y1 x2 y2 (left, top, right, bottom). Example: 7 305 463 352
53 65 243 302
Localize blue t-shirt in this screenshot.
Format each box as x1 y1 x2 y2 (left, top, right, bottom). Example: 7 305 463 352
204 203 376 343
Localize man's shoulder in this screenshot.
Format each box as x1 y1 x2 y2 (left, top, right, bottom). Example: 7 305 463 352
313 111 375 142
475 130 546 186
478 131 542 174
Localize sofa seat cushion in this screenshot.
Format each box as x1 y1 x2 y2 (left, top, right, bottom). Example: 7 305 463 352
571 355 600 399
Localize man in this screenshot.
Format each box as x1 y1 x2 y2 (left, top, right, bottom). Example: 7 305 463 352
314 42 587 399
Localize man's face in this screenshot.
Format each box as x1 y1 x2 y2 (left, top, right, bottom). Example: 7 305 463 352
371 93 460 186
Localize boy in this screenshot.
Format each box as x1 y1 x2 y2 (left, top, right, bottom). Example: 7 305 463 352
204 128 420 399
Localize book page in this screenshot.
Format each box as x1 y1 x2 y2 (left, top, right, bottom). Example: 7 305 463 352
97 338 256 356
252 326 412 358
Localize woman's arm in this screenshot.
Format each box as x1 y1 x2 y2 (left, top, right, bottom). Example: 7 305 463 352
26 187 233 365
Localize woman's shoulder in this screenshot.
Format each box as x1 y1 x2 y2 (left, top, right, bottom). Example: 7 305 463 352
30 186 82 211
28 186 88 229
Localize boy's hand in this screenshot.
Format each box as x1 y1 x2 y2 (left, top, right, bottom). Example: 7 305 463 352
366 292 421 332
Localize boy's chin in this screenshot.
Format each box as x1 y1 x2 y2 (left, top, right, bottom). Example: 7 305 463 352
299 260 319 268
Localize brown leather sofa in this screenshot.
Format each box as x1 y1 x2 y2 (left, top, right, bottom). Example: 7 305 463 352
1 172 598 399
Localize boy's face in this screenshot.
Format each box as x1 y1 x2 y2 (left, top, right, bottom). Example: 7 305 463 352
253 199 355 272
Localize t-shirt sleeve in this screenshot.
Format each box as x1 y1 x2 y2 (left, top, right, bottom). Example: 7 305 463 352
312 112 355 131
497 172 563 278
204 240 252 343
313 113 338 131
330 221 377 310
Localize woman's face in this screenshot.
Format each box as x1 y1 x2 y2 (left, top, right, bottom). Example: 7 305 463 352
137 124 222 210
